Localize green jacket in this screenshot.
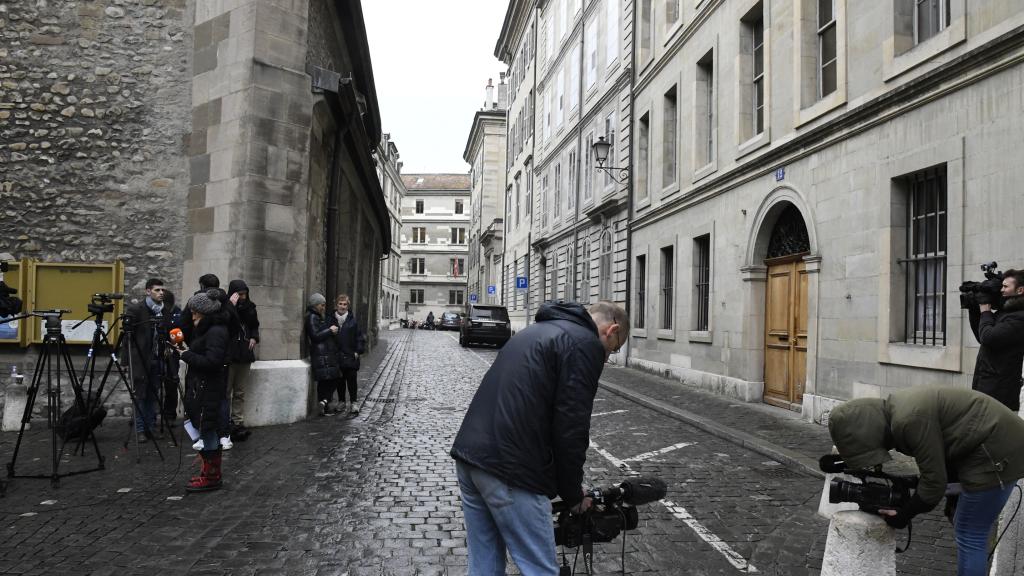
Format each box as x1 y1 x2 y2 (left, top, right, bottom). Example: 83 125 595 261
829 387 1024 507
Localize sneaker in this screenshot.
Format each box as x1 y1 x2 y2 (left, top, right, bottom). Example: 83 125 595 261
192 439 205 451
318 399 328 416
220 436 233 450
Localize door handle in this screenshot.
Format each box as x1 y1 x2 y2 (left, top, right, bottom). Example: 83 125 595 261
778 334 789 341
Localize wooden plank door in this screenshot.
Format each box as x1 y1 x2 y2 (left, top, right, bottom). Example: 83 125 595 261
763 259 808 410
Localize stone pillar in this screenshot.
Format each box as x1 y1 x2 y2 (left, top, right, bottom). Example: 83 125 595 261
188 0 314 424
821 510 896 576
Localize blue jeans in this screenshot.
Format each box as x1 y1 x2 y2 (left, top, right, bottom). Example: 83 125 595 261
134 370 160 433
954 483 1015 576
455 461 558 576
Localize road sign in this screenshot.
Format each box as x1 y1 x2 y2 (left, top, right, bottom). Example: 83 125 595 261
469 293 478 303
487 285 496 295
516 276 528 290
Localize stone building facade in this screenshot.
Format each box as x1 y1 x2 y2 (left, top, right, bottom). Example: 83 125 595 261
376 133 405 332
399 174 471 322
627 0 1024 419
495 0 634 358
463 79 508 307
0 0 389 424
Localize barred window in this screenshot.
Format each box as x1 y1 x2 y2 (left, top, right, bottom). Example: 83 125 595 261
660 245 674 330
635 255 646 329
694 235 710 331
902 166 947 345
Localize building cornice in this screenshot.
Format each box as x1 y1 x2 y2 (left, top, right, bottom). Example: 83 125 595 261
463 109 508 162
495 0 535 62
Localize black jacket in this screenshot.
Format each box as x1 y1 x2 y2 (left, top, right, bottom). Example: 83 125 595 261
306 307 340 381
450 302 607 506
970 296 1024 410
180 311 229 433
124 298 172 384
226 280 260 364
334 312 366 370
178 288 240 345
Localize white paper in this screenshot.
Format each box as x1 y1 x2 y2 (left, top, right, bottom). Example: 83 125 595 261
182 419 200 442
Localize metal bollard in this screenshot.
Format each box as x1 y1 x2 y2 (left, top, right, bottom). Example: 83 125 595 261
821 510 896 576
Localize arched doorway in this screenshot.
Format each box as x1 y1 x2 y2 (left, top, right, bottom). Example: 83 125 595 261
762 204 811 410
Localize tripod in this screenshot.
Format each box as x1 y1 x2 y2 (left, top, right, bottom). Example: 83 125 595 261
7 311 105 487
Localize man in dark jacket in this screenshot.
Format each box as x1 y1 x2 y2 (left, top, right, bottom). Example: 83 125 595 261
124 278 170 440
226 279 259 439
969 268 1024 410
451 300 628 575
333 294 365 415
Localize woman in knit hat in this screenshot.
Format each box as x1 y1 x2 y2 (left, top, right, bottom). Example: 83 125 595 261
305 292 342 415
172 289 229 492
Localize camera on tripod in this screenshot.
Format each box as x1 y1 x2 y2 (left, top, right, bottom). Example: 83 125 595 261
552 476 667 548
88 292 124 315
959 261 1004 309
819 455 918 514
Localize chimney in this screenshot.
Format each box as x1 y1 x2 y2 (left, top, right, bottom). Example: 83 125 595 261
497 72 508 110
484 78 494 110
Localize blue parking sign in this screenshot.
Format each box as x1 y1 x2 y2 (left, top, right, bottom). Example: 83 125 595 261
487 285 496 295
516 276 528 289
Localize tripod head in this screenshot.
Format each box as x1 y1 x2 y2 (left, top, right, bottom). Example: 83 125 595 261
31 309 70 338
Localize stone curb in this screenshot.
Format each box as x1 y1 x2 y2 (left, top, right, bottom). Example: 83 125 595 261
599 379 826 480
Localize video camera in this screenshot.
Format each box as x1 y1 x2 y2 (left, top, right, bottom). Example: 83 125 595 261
0 262 23 317
959 261 1004 309
552 476 667 548
88 292 126 315
819 455 918 514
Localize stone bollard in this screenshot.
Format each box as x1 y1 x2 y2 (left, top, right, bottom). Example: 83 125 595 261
2 378 28 432
821 510 896 576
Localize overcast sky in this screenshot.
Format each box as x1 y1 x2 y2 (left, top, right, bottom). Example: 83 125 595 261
363 1 508 175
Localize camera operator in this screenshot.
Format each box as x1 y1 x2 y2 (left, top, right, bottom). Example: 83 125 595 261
828 387 1024 576
124 278 170 441
969 268 1024 410
450 300 628 575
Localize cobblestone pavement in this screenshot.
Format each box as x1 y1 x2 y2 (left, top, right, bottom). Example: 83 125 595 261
0 330 958 575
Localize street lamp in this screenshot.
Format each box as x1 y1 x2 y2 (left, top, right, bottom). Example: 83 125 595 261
592 136 629 183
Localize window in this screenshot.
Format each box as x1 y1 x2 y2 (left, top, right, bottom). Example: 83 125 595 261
410 289 424 304
514 174 521 228
663 85 678 187
455 200 464 214
584 132 594 202
543 89 551 141
556 68 565 128
606 0 619 67
660 245 674 330
449 290 465 306
580 241 591 303
549 255 558 300
915 0 950 45
585 21 598 90
554 163 562 219
599 229 613 299
570 44 581 110
902 166 947 345
506 185 513 227
604 112 616 188
818 0 837 99
409 258 425 275
693 235 710 331
412 227 426 243
665 0 680 31
545 9 554 63
450 258 466 277
639 0 653 64
696 50 715 168
638 112 650 201
751 14 765 137
451 228 466 244
560 0 568 38
415 199 424 214
541 174 549 228
568 151 577 212
635 255 646 329
525 161 533 222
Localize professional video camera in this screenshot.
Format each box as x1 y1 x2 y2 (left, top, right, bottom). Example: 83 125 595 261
959 261 1004 309
819 455 918 514
88 292 125 315
0 262 23 317
552 476 667 548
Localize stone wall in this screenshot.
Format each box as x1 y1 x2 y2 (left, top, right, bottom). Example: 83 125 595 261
0 0 193 294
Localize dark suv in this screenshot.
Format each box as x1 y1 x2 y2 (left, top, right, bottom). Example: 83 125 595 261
459 304 511 347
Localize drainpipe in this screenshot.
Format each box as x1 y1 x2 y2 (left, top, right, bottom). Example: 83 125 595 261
623 0 637 366
527 3 540 327
572 9 585 303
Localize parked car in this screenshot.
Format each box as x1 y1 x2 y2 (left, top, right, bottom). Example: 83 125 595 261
459 305 511 347
439 311 463 331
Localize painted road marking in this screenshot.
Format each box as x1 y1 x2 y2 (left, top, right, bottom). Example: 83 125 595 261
624 441 696 462
593 409 629 417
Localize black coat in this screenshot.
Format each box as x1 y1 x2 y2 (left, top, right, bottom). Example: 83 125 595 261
450 302 606 507
333 312 366 370
306 307 340 381
227 280 260 364
970 296 1024 410
124 299 172 385
180 313 229 433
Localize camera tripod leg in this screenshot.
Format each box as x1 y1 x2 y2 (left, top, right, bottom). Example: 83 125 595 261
8 345 49 478
58 341 104 470
102 330 165 463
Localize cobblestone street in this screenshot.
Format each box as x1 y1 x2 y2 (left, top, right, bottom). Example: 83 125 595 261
0 330 957 575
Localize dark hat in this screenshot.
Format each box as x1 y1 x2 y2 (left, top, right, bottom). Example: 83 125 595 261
308 293 326 307
188 290 222 316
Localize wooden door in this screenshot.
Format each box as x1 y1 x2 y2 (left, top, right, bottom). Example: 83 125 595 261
763 258 808 410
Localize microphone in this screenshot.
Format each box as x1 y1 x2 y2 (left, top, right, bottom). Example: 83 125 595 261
819 454 847 473
618 476 667 506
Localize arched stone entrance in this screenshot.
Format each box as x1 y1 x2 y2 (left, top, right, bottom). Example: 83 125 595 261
743 187 821 413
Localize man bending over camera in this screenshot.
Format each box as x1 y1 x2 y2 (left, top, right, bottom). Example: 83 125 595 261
451 300 628 576
969 268 1024 410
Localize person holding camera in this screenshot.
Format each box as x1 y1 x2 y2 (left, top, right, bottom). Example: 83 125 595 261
828 387 1024 576
173 289 230 492
124 278 170 441
333 294 365 416
968 268 1024 410
450 300 628 575
306 293 342 416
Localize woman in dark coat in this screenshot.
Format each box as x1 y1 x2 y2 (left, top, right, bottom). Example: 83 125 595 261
333 294 366 415
306 293 341 415
174 289 229 492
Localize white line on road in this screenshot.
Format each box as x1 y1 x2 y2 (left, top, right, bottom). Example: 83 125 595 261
624 441 696 462
592 409 629 417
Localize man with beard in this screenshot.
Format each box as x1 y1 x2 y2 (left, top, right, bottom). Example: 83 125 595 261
969 268 1024 410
